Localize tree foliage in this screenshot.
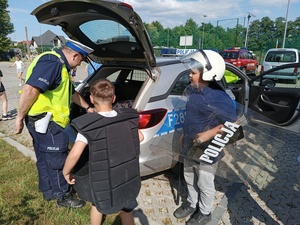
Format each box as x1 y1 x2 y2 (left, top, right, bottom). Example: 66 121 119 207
0 0 14 54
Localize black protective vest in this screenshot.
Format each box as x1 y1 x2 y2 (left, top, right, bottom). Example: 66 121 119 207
71 108 141 214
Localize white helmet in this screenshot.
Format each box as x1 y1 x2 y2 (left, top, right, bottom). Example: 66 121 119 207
184 50 225 81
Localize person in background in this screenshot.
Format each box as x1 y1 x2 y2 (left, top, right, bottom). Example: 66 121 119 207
63 79 144 225
85 60 102 77
8 55 26 86
14 38 95 208
0 69 13 121
70 67 77 85
173 50 237 225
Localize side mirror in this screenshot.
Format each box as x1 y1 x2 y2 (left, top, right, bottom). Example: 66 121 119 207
261 79 276 88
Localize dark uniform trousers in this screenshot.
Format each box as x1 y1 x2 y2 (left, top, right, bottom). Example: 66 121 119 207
26 116 69 200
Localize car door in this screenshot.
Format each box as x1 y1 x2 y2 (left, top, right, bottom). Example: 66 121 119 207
245 51 256 72
248 63 300 132
225 62 300 133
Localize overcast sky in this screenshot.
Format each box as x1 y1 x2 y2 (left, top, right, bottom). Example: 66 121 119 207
7 0 300 41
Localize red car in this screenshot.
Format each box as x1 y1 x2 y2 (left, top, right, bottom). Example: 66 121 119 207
220 47 258 75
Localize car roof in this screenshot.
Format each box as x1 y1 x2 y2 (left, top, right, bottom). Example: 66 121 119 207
221 49 239 52
31 0 156 71
156 57 181 66
266 48 300 52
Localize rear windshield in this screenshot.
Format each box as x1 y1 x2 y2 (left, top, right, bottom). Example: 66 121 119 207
265 50 297 63
79 20 136 44
220 51 238 59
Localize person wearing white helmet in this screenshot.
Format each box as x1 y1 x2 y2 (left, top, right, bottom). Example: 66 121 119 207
174 50 237 225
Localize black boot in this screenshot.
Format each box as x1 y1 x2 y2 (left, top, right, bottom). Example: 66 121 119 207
57 192 85 208
186 211 212 225
173 201 196 219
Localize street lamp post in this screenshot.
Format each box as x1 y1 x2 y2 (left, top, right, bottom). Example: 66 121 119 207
201 15 207 49
282 0 290 48
244 12 255 48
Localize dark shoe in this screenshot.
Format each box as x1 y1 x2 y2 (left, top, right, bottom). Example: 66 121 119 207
2 114 13 120
57 193 86 208
186 211 212 225
174 202 196 219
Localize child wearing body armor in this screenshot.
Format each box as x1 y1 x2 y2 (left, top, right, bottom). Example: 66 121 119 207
63 78 144 225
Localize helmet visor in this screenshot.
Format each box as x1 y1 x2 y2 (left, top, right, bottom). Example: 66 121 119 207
183 49 212 73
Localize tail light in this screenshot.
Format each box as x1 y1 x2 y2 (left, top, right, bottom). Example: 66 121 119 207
139 108 167 129
293 67 298 74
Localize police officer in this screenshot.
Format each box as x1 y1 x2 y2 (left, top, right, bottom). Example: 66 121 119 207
15 39 94 208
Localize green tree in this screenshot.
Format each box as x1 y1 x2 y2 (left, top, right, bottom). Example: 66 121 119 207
289 17 300 49
0 0 14 55
145 22 159 47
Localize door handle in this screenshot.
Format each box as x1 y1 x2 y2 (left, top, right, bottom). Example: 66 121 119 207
263 88 271 91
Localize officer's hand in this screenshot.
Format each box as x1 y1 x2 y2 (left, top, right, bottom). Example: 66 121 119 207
14 118 24 134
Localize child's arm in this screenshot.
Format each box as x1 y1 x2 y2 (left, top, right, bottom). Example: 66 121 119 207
8 62 15 67
138 130 144 142
63 140 87 184
194 124 224 144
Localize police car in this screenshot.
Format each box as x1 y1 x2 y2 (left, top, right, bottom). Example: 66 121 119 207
33 0 300 176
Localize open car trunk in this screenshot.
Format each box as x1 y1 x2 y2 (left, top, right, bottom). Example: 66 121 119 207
70 66 149 120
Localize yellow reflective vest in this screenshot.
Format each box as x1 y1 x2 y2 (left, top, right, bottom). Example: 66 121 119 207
26 51 72 128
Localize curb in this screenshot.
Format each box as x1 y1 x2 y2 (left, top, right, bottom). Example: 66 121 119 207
0 131 36 162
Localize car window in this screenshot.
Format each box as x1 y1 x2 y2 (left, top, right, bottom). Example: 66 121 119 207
170 73 190 95
106 69 148 83
240 51 246 59
253 66 300 88
106 70 122 82
265 51 297 63
79 20 135 44
126 70 148 82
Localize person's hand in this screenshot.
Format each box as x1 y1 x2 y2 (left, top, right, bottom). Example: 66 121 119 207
14 117 24 134
63 173 76 185
194 124 224 143
180 134 184 148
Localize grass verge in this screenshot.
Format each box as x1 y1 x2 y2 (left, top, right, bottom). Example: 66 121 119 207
0 139 120 225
